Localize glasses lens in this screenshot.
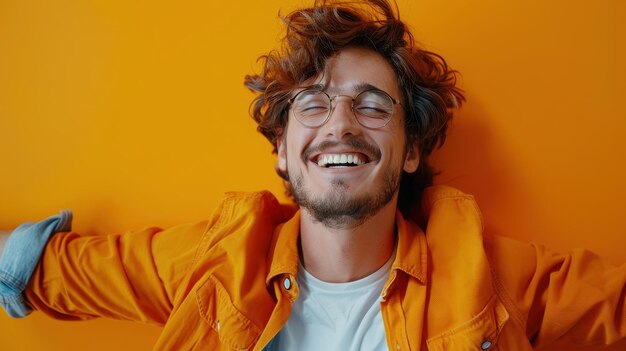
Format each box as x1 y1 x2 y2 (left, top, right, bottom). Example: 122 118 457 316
354 90 394 128
292 90 330 127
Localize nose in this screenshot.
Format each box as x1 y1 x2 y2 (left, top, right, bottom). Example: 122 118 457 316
323 95 361 137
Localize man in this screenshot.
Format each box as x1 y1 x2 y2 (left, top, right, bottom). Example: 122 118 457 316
1 0 625 350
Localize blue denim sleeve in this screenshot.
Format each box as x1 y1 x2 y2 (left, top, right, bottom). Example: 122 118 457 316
0 210 72 318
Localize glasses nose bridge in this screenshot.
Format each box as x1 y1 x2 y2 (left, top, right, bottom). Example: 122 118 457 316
328 94 356 115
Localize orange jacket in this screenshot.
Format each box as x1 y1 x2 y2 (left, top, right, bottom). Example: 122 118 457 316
25 186 626 350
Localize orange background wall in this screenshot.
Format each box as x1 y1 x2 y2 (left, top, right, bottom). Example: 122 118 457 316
1 0 625 349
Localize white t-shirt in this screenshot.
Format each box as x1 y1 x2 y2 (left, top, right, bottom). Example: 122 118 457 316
270 254 394 351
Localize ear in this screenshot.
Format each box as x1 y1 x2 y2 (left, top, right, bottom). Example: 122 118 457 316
403 140 420 173
276 137 287 174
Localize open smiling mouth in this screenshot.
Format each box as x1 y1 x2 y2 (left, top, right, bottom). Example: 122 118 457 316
313 153 368 168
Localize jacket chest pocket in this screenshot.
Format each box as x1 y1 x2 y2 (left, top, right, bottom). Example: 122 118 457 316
195 276 262 350
426 296 509 351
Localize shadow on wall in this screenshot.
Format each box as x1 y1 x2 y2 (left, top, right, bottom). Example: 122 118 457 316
429 93 534 236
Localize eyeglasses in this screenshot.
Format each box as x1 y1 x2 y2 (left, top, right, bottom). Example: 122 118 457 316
288 88 401 129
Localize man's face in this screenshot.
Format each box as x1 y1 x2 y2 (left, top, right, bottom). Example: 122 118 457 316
277 47 419 229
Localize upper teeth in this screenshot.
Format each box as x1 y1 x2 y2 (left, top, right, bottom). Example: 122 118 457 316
317 154 364 167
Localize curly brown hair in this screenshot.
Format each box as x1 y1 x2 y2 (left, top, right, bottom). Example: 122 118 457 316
244 0 464 213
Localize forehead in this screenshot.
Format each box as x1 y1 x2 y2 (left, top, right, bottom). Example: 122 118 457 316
314 47 401 97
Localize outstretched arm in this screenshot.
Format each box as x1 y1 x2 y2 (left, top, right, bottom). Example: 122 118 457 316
1 211 208 324
23 220 208 325
486 234 626 348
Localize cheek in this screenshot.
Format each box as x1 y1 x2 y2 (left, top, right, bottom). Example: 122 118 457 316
282 135 305 169
383 138 412 172
287 125 317 156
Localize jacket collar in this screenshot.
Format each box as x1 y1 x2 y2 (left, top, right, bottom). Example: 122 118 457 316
265 211 301 286
393 211 428 284
265 209 428 286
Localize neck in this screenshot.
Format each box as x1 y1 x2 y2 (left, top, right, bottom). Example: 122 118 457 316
298 199 398 283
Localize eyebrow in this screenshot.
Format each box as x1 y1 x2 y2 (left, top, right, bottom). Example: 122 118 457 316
351 82 380 93
300 82 382 94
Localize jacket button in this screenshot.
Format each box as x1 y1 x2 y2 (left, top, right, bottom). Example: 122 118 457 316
283 277 292 290
481 339 492 350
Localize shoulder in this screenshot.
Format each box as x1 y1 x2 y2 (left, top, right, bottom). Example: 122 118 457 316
421 185 484 232
422 185 478 207
198 190 297 249
208 190 298 226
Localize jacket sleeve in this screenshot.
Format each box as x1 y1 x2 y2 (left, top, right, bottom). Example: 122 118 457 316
23 219 208 326
485 234 626 348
